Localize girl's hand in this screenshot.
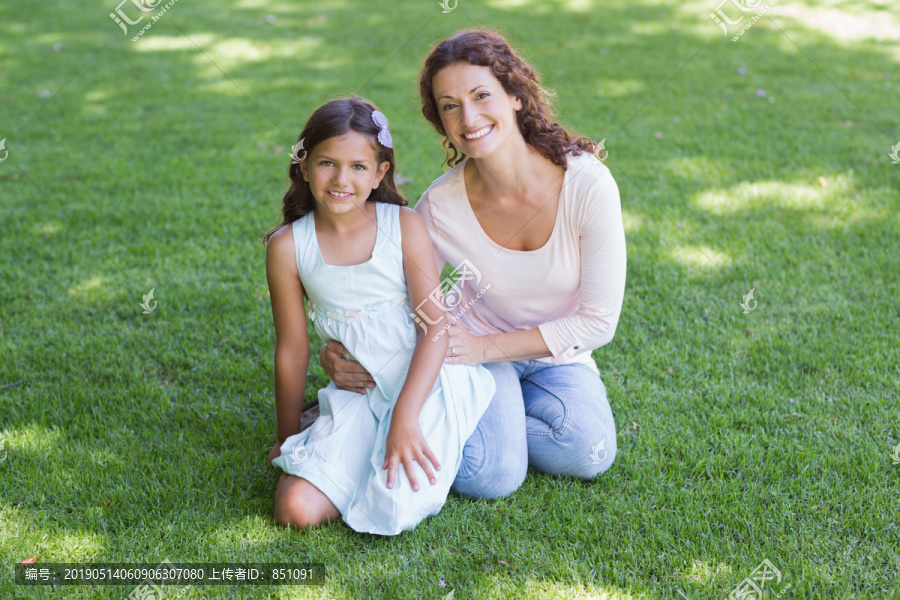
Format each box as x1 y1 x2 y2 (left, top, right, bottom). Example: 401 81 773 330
445 322 487 365
268 439 282 466
382 414 440 492
320 340 375 394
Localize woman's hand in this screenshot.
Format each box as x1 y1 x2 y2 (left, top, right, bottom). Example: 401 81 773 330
268 439 282 466
444 322 487 365
382 413 440 492
320 340 375 394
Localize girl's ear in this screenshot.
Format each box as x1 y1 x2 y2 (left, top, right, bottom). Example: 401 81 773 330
299 160 309 181
372 160 391 189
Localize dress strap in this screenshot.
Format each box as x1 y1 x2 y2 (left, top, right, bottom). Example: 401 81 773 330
374 202 403 264
290 212 318 280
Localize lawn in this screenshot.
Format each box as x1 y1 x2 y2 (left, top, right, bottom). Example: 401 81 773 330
1 0 898 598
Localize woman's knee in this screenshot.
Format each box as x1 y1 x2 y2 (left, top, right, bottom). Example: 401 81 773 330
453 446 527 499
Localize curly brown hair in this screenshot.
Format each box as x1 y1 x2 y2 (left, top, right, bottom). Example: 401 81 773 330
419 28 603 169
263 96 407 244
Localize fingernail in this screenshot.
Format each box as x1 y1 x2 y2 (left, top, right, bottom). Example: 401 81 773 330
430 479 436 485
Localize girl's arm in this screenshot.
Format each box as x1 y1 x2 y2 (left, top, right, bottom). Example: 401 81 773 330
265 225 311 445
382 208 450 491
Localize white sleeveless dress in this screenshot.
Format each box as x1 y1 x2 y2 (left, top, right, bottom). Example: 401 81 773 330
272 202 495 535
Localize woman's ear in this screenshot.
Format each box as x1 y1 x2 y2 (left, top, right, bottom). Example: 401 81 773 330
373 160 391 188
299 161 309 181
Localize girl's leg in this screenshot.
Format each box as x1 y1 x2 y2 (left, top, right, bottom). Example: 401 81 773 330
274 474 340 530
451 361 528 499
521 363 617 478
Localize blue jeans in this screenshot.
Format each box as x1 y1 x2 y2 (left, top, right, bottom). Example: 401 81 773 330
451 360 618 499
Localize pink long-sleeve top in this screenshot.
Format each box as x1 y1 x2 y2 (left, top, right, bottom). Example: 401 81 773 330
413 151 627 374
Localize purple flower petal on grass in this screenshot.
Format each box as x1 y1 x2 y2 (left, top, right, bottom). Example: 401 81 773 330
738 66 747 76
756 89 767 97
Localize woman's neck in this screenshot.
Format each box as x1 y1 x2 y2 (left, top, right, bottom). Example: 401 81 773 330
467 136 561 202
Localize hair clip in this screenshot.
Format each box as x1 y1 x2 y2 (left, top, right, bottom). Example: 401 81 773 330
371 110 393 148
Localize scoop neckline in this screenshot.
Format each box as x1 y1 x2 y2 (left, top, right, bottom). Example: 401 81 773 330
458 156 568 254
311 202 381 268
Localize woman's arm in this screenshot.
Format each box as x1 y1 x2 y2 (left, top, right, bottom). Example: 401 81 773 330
265 225 311 444
446 325 551 364
382 207 449 491
446 170 626 365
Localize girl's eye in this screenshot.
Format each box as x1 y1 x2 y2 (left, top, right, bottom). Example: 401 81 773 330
476 92 490 100
352 164 366 171
319 160 333 166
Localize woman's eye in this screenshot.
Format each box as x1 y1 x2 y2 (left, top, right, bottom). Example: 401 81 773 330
441 103 456 111
476 92 490 100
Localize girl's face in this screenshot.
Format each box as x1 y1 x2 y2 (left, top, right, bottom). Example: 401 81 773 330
431 62 523 159
300 131 390 216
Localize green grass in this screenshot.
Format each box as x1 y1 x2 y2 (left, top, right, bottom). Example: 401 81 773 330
1 0 898 598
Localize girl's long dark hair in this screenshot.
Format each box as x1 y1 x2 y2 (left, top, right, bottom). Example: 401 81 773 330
263 96 407 243
419 28 603 169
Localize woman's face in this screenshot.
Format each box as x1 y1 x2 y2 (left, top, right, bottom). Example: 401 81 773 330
431 62 523 159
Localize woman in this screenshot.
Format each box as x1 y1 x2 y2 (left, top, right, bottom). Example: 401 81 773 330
320 28 626 499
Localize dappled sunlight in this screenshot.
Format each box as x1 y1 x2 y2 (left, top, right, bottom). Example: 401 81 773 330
777 4 900 41
67 275 108 299
693 177 856 216
135 34 217 51
208 515 282 548
488 0 535 9
0 508 108 560
667 245 733 271
600 79 645 98
473 575 639 599
2 423 63 456
621 209 644 234
35 222 61 235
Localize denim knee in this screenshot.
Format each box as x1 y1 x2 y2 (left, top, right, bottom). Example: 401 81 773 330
452 361 527 498
522 363 618 479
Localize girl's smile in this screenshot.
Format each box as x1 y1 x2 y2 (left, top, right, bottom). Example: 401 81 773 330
300 131 390 217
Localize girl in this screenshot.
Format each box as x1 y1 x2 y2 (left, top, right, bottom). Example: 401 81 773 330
263 96 494 535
